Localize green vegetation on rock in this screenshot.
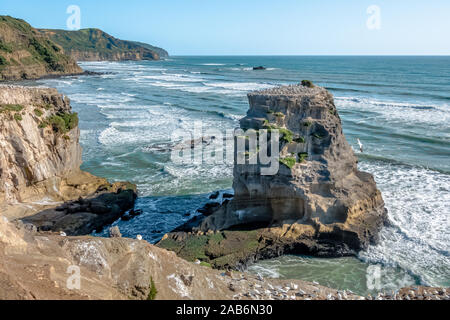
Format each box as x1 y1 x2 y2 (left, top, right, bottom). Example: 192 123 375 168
147 277 158 300
0 15 81 80
279 128 293 143
298 152 309 163
0 54 8 66
294 136 305 143
0 39 13 53
40 112 79 134
0 104 24 113
158 230 264 270
14 113 23 121
263 120 293 143
279 157 296 169
34 108 43 117
301 80 315 88
39 28 168 61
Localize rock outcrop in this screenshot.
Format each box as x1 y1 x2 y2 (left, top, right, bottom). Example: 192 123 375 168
0 16 83 81
0 85 136 233
39 28 168 62
0 216 368 300
159 84 388 269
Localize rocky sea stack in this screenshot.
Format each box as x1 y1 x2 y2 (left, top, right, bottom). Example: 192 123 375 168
159 84 388 269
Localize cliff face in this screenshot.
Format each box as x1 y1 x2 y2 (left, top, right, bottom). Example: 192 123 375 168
159 84 388 268
39 28 168 62
0 16 83 81
0 86 136 230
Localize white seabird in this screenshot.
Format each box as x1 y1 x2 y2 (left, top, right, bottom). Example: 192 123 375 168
357 139 364 153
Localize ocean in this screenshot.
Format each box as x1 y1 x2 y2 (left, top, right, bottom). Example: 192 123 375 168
32 56 449 295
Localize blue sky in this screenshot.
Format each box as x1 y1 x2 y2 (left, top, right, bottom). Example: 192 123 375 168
1 0 449 55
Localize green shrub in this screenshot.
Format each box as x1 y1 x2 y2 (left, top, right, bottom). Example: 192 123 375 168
279 157 296 169
294 136 305 143
38 121 48 129
46 112 78 133
0 40 13 53
63 135 70 141
301 80 315 88
200 261 212 268
0 104 24 113
14 113 22 121
279 128 293 143
29 38 61 71
147 277 158 300
60 112 79 130
298 152 309 163
48 115 66 132
0 54 8 66
34 108 43 117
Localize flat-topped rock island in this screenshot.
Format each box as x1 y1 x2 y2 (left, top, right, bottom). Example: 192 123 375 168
159 84 388 269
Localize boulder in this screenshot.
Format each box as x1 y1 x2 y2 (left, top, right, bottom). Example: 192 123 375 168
109 226 122 238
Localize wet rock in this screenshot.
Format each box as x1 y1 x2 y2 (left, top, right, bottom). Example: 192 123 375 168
129 209 143 217
197 202 221 216
109 226 122 238
209 191 220 200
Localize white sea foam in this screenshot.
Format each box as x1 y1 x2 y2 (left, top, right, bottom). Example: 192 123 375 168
140 73 204 82
336 96 450 128
205 82 276 91
358 161 450 287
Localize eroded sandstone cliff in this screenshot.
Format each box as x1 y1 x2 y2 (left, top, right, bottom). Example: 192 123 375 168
0 85 135 232
159 84 388 268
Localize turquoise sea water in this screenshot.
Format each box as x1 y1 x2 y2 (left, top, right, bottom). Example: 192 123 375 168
30 56 449 295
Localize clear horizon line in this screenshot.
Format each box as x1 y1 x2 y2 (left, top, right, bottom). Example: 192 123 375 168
168 54 450 57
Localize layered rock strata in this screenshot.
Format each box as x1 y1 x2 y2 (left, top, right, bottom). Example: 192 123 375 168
159 84 388 268
0 85 136 233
